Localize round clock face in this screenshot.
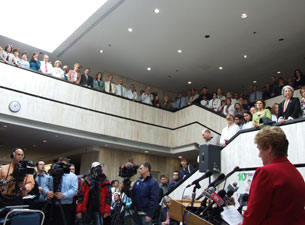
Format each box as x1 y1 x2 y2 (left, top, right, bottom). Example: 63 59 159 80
9 101 21 112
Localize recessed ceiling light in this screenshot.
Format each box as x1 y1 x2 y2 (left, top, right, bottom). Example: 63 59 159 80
241 13 248 19
33 144 36 147
147 67 151 71
178 156 183 159
177 49 182 53
104 144 108 147
154 8 160 14
277 71 281 74
219 66 223 70
99 50 104 53
278 38 284 41
144 150 149 153
43 140 47 143
128 28 133 32
204 35 210 38
243 55 248 59
253 81 257 84
188 81 192 84
3 125 7 128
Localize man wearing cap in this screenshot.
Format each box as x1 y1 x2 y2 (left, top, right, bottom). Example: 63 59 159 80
77 162 111 225
131 162 159 225
52 60 64 79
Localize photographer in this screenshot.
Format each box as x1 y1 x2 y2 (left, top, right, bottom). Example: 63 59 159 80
76 162 111 225
44 157 78 225
0 148 34 196
131 162 159 225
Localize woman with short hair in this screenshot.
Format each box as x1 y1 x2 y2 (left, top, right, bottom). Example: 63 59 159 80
220 114 240 147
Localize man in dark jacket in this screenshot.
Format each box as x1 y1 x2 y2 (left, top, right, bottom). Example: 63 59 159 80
76 162 111 225
80 68 93 88
131 162 159 225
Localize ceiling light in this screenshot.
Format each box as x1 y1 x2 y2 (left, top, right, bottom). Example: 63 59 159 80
188 81 192 84
243 55 248 59
147 67 151 71
241 13 248 19
178 156 183 159
33 144 36 147
43 140 47 143
278 38 284 41
253 81 257 84
219 66 223 70
177 49 182 53
144 150 149 153
128 28 133 32
104 144 108 147
277 71 281 74
99 50 104 53
154 8 160 14
3 125 7 128
204 35 210 38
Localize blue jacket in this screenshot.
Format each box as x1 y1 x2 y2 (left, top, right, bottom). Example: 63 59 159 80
30 60 41 72
131 174 159 218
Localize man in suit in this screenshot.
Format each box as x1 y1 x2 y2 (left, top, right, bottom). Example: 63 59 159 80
173 92 186 109
159 196 179 225
80 68 93 88
277 85 301 123
104 75 116 94
242 127 305 225
0 148 34 196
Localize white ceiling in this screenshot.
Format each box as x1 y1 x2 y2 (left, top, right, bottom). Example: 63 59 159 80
1 0 305 94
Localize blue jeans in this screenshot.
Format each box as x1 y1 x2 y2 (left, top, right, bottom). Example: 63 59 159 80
132 215 152 225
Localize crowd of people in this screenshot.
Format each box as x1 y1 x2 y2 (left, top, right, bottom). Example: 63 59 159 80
1 43 305 114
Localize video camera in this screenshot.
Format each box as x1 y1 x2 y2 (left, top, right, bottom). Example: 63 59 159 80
119 159 139 178
11 160 35 184
48 162 71 179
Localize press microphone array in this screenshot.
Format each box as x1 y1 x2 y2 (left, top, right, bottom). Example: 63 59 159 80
186 170 213 188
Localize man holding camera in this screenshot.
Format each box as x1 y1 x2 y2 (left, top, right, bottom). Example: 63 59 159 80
0 148 34 196
131 162 159 225
76 162 111 225
44 157 78 225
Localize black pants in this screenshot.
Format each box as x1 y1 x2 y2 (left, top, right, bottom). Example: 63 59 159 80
46 203 73 225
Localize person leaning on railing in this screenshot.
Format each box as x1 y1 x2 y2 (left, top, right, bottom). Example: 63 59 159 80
300 86 305 117
252 99 272 127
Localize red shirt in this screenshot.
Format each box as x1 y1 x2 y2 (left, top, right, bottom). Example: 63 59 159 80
243 157 305 225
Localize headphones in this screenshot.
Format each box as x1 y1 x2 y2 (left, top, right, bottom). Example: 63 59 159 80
10 148 25 159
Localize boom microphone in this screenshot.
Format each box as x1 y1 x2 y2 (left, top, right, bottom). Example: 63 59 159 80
208 173 225 188
186 170 213 188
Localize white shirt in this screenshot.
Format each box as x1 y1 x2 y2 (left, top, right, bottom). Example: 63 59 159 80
242 121 253 130
52 67 64 79
209 98 221 111
127 89 138 100
200 100 209 107
223 105 234 115
142 93 153 105
40 61 53 75
220 124 240 145
116 84 128 97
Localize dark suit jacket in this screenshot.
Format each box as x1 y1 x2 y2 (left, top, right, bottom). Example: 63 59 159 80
277 97 301 120
159 207 179 225
243 157 305 225
80 74 93 87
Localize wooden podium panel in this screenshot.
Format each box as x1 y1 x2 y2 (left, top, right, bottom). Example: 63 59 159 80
169 200 212 225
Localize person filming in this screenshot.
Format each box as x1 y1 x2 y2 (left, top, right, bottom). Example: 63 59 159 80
0 148 34 197
76 162 111 225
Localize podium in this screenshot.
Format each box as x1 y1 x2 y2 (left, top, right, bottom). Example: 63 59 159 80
169 200 212 225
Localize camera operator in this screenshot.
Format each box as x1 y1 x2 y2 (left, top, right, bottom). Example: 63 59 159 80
0 148 34 197
76 162 111 225
44 157 78 225
131 162 159 225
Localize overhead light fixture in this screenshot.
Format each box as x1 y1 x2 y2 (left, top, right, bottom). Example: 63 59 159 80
43 140 47 143
188 81 192 84
219 66 223 70
253 81 257 84
154 8 160 14
144 150 149 153
177 49 182 53
178 156 183 159
147 67 151 71
243 55 248 59
204 35 210 38
241 13 248 19
277 71 281 74
128 28 133 32
104 144 108 147
99 50 104 53
33 144 36 147
3 125 7 128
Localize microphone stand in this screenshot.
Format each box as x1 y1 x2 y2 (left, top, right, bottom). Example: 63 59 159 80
190 183 201 207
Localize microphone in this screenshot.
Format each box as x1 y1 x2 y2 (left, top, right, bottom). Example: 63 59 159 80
209 189 226 206
196 186 215 200
186 170 213 188
208 173 225 188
